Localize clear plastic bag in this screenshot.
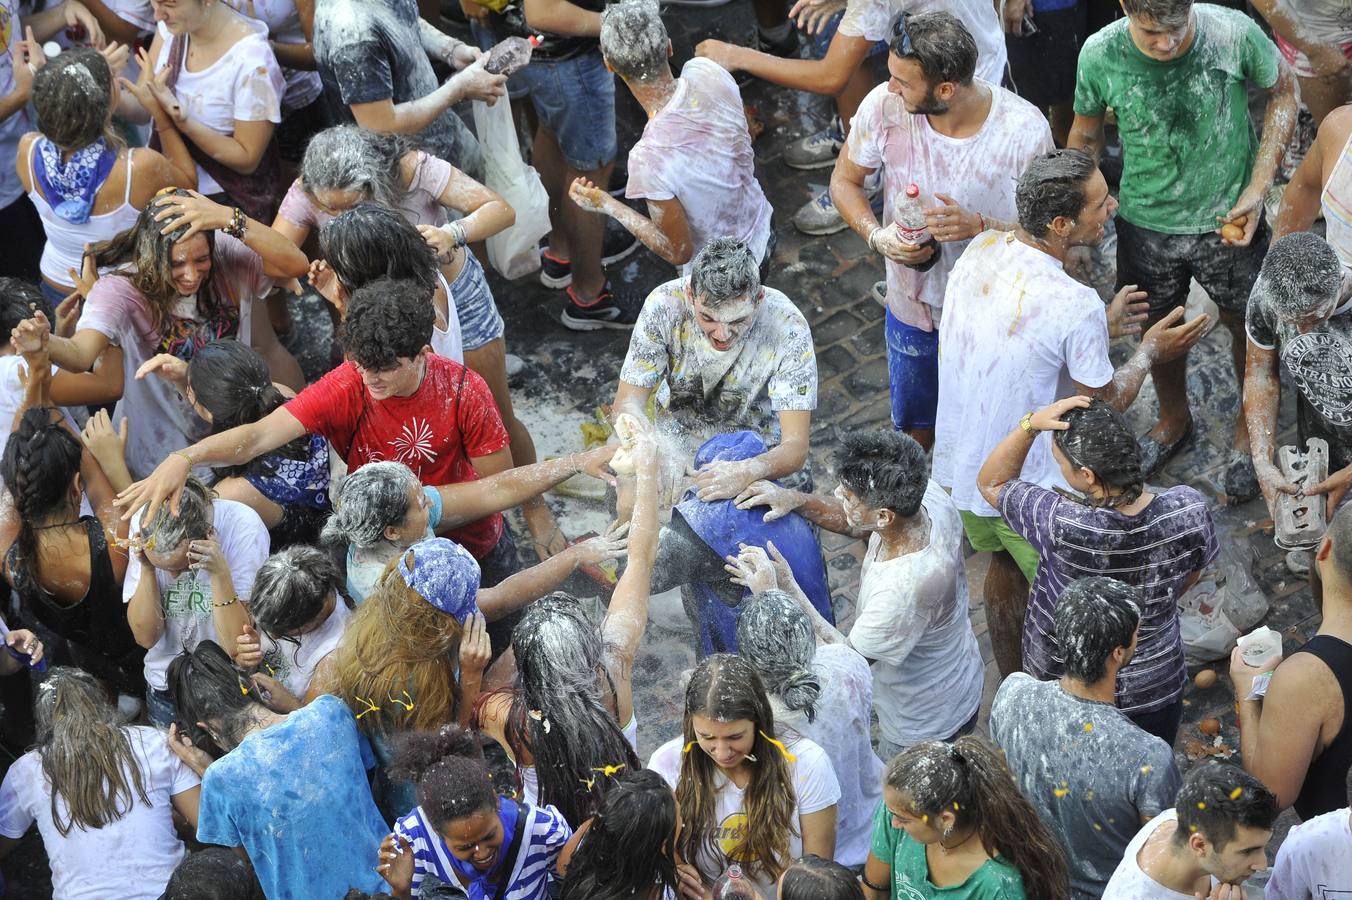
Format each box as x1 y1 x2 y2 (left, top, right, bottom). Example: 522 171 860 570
471 97 550 279
1179 534 1270 665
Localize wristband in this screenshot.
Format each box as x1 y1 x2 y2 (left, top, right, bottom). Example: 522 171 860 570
222 207 247 240
977 213 986 233
867 226 882 253
441 221 468 248
861 873 889 892
173 449 194 467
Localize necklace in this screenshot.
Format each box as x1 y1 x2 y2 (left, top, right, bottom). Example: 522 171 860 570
34 518 82 530
937 827 978 855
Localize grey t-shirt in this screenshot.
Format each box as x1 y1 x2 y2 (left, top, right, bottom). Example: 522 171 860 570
313 0 483 179
989 674 1182 900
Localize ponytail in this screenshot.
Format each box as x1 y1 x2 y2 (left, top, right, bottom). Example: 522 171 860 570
186 340 303 481
885 736 1069 900
1 408 82 590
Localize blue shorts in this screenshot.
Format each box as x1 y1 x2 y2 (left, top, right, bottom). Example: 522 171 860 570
39 279 67 308
145 685 176 728
804 9 889 61
451 251 505 351
886 309 939 431
513 49 617 171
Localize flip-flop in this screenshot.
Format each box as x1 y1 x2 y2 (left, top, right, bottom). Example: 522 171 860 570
1138 417 1194 479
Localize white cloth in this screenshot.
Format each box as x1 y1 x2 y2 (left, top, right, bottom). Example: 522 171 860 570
838 0 1007 84
625 58 773 274
772 643 883 868
76 235 269 479
932 232 1114 517
153 16 284 195
0 0 31 207
850 480 984 745
1102 810 1208 900
648 734 840 898
432 270 464 364
0 727 200 900
27 142 143 286
1265 807 1352 900
1321 124 1352 273
221 0 323 110
844 80 1053 330
123 499 271 692
258 598 351 697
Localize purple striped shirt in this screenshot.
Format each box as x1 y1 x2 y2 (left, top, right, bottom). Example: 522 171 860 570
999 481 1217 714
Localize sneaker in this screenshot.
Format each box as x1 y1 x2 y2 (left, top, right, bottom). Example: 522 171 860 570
784 118 844 170
540 249 571 289
602 219 641 266
561 281 642 331
792 179 882 236
756 26 800 58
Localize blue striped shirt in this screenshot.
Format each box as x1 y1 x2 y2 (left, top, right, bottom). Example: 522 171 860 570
393 801 572 899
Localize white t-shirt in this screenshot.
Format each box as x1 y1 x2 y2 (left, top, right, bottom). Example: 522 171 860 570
772 643 883 868
838 0 1007 84
648 734 841 898
221 0 323 110
932 233 1114 517
258 598 351 697
626 58 773 274
619 279 817 447
1102 810 1209 900
845 80 1053 330
1266 807 1352 900
153 16 284 194
76 235 268 479
124 499 271 691
0 727 200 900
851 480 984 745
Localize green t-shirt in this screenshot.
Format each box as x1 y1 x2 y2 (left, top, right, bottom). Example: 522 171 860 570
869 802 1028 899
1072 4 1279 234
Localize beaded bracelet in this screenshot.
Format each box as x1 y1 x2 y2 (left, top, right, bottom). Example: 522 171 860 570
212 594 238 608
222 207 248 240
441 221 468 248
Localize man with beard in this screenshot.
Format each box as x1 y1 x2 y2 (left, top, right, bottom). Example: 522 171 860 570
931 149 1207 677
831 11 1054 451
613 236 817 502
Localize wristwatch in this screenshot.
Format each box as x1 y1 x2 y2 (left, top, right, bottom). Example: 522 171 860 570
1019 412 1035 434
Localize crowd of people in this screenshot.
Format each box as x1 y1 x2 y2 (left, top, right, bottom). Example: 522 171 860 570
0 0 1345 895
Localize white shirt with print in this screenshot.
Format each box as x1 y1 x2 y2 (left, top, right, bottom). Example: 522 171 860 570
1266 807 1352 900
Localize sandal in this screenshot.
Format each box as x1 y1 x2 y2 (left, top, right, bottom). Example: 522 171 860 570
1138 417 1194 479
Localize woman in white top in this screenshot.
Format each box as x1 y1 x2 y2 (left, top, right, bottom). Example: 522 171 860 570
22 189 308 476
220 0 323 163
130 0 286 221
233 544 350 701
18 47 195 305
732 585 884 871
647 653 841 900
0 667 201 900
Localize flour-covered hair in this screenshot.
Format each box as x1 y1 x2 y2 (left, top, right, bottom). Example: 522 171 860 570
300 125 414 209
689 237 760 309
600 0 669 84
1052 576 1141 683
737 590 821 723
322 461 420 550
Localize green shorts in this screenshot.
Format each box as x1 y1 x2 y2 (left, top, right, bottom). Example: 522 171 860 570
959 511 1040 583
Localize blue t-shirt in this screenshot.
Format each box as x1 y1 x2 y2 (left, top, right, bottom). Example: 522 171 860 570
196 695 388 899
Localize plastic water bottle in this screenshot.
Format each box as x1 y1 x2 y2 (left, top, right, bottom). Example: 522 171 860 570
484 35 540 76
893 183 940 273
712 863 757 899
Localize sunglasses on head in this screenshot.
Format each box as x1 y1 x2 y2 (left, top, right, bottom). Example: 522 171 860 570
891 12 915 55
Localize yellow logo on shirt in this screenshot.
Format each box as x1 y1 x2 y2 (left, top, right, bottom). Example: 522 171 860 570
716 813 748 858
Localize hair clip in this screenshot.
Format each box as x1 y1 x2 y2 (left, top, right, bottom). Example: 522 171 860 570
758 731 797 763
353 695 382 720
387 689 414 712
592 763 626 778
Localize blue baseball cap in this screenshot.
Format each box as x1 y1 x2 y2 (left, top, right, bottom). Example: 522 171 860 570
398 538 482 622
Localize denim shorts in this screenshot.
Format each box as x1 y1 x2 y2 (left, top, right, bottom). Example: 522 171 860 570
514 49 617 171
451 251 505 351
885 309 940 431
145 685 177 728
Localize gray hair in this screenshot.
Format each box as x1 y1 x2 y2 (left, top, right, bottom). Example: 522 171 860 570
322 461 421 550
1120 0 1193 28
600 0 669 85
300 125 414 210
1254 232 1342 324
735 590 821 723
689 237 761 309
144 476 213 553
248 545 342 639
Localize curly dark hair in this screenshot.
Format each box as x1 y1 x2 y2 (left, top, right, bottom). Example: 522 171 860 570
391 725 498 828
340 277 435 371
1015 149 1098 240
1174 764 1278 851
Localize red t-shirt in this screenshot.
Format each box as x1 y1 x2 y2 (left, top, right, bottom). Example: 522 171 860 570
285 356 509 558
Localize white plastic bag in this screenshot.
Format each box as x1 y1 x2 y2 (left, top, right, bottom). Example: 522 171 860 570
472 97 550 279
1179 536 1270 665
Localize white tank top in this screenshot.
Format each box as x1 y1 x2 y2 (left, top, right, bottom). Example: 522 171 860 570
432 270 464 363
1321 126 1352 273
27 141 142 287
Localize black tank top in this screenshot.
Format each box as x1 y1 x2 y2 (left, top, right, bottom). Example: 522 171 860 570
1293 634 1352 820
7 516 140 659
